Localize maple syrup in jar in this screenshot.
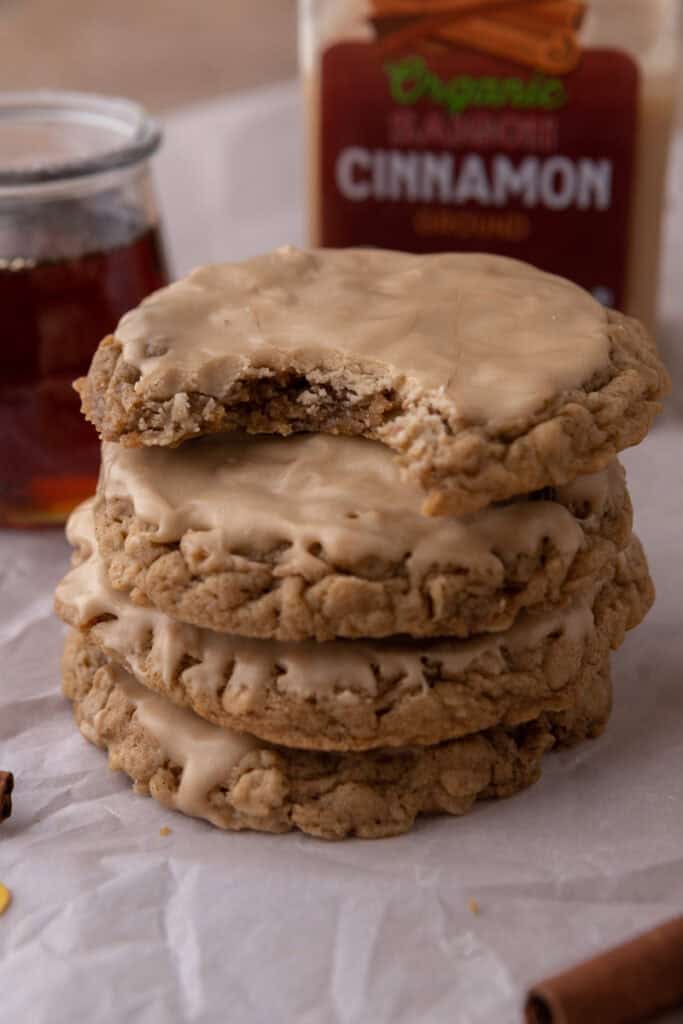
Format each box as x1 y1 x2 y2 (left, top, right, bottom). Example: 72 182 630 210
0 91 170 526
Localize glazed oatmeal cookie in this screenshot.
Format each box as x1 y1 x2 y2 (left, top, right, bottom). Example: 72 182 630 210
76 248 669 514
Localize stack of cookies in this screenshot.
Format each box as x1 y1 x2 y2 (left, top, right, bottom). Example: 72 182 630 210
55 248 668 840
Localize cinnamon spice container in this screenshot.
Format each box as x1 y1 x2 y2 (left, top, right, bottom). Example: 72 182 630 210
300 0 680 330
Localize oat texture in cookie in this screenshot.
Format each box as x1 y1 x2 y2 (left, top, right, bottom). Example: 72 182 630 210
76 248 669 513
62 631 612 840
56 502 653 751
94 433 632 640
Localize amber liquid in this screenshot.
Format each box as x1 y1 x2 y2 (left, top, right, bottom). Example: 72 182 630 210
0 213 168 527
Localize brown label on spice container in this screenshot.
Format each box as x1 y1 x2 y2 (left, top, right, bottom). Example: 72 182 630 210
319 2 638 309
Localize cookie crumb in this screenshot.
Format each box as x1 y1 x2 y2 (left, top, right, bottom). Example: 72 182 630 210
159 826 172 837
0 771 13 823
468 898 481 916
0 884 12 916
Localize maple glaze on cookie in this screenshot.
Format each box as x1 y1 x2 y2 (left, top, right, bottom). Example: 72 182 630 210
77 248 669 515
56 500 653 752
62 631 612 839
93 434 632 641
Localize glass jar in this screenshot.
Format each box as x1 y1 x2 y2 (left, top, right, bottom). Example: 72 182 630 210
0 91 170 527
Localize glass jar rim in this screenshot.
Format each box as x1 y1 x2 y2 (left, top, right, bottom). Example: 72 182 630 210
0 90 162 186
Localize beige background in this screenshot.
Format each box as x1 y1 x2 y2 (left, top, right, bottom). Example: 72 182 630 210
0 0 298 111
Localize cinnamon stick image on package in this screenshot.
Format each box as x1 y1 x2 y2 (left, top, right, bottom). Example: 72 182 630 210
434 16 581 74
374 0 585 69
372 0 585 26
525 916 683 1024
497 1 586 31
376 13 472 53
372 0 526 52
372 0 531 16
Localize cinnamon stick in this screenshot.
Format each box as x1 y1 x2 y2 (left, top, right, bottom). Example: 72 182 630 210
525 916 683 1024
373 0 584 25
374 0 585 57
375 0 534 56
434 16 581 74
377 13 471 53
